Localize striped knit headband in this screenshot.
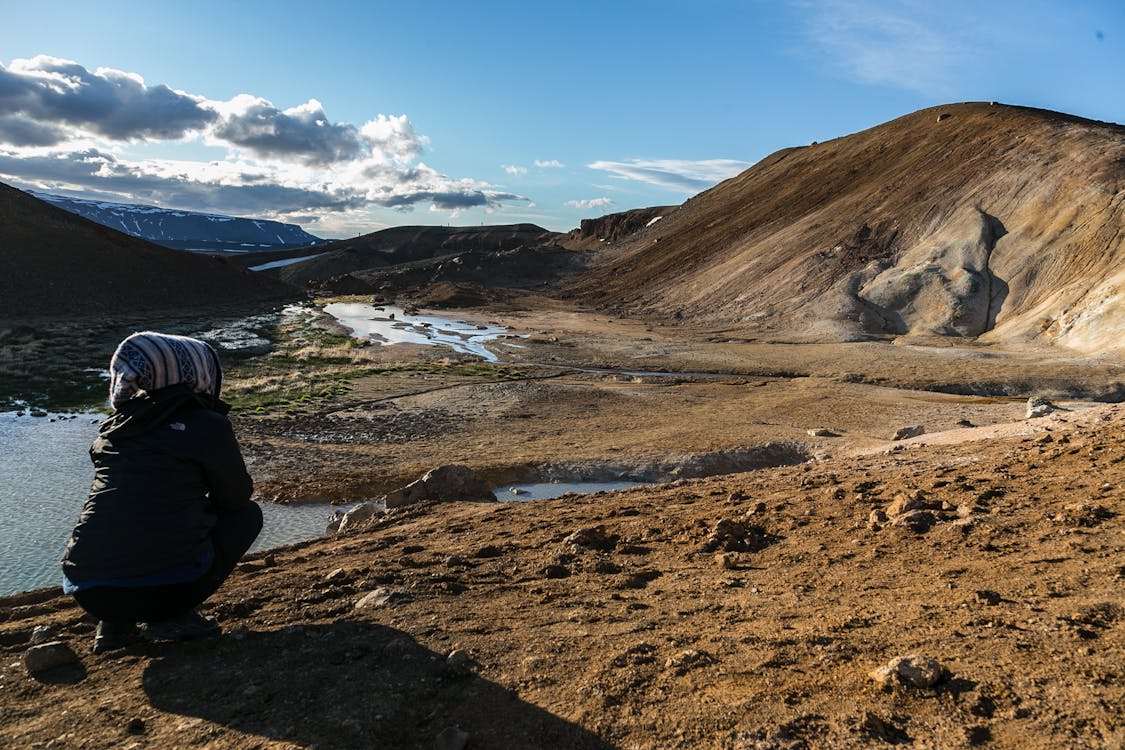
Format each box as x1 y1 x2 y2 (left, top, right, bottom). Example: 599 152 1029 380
109 332 223 408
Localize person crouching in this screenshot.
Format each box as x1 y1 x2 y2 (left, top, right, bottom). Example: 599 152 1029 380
61 331 262 653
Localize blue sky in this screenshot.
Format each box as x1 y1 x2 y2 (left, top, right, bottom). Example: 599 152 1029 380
0 0 1120 237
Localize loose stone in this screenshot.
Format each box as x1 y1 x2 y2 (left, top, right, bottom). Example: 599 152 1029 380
24 642 79 675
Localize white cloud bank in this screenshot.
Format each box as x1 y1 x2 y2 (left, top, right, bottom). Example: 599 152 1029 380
587 158 751 192
0 55 526 230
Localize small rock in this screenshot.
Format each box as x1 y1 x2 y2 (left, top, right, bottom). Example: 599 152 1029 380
565 525 619 551
974 590 1002 606
325 567 346 581
30 408 48 418
542 564 570 579
124 718 146 735
333 501 381 534
891 425 924 441
23 641 79 675
746 501 768 515
1026 395 1057 419
29 625 56 645
444 554 465 567
868 509 888 527
435 726 470 750
869 655 947 688
890 510 937 533
664 649 715 674
715 552 738 570
886 490 929 516
446 650 471 669
807 428 838 437
509 487 529 496
354 588 406 610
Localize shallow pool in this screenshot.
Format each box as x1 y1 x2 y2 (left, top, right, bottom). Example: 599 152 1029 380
324 302 513 361
499 481 647 501
0 412 349 597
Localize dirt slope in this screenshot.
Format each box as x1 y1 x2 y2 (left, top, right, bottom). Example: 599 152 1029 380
271 224 560 288
575 103 1125 353
0 183 297 322
2 403 1121 748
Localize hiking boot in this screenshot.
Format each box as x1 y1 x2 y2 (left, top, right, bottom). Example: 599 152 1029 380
142 611 221 642
92 620 140 654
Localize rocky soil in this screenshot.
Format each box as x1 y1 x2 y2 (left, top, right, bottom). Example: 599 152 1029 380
2 398 1122 748
3 294 1124 748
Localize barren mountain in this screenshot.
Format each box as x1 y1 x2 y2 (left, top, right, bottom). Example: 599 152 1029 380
576 103 1125 353
0 183 297 322
267 224 560 288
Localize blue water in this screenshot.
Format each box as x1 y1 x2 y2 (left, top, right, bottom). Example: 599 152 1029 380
0 412 348 597
500 481 646 501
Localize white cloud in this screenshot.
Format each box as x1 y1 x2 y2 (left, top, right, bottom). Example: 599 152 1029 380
0 55 528 228
534 159 565 168
791 0 967 95
502 164 527 176
587 158 750 192
565 197 615 210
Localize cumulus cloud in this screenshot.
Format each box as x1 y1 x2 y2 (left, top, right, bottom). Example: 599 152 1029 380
502 164 527 176
210 96 364 165
534 159 565 168
587 158 750 192
565 197 615 210
0 55 216 142
0 55 529 229
360 114 426 162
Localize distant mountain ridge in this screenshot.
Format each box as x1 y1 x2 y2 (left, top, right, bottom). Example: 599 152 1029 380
30 192 323 253
0 183 296 321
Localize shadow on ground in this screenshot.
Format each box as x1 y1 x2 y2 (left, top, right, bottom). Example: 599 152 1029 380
142 620 610 749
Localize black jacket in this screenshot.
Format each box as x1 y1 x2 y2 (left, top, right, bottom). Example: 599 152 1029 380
61 384 253 583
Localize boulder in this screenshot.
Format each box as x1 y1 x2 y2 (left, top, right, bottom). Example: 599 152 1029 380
1027 395 1057 419
24 641 79 675
383 465 497 510
331 502 380 534
891 425 925 441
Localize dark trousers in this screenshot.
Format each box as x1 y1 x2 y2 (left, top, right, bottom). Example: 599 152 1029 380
73 502 263 624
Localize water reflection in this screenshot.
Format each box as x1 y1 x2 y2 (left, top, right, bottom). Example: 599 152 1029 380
324 303 513 361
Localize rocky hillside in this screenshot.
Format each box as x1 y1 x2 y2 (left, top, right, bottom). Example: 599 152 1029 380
562 206 677 250
575 103 1125 353
0 183 297 321
31 192 323 253
269 224 560 288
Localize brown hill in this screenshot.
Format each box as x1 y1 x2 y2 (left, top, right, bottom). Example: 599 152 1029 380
268 224 560 288
561 205 677 250
0 183 297 322
575 103 1125 353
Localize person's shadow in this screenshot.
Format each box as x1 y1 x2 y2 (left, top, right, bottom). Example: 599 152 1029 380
142 620 610 749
